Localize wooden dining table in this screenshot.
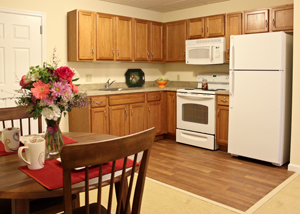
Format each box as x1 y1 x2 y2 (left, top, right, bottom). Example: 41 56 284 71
0 132 120 214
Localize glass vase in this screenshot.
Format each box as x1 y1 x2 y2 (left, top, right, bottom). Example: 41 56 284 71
45 117 64 155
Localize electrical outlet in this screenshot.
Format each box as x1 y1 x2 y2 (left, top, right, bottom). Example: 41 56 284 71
86 74 92 82
177 74 180 81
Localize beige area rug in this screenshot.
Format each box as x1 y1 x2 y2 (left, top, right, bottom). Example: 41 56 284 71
246 172 300 214
79 176 242 214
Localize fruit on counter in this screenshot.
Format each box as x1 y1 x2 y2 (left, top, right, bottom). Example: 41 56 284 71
156 78 169 81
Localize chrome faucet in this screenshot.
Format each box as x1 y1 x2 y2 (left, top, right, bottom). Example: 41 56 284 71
106 79 116 88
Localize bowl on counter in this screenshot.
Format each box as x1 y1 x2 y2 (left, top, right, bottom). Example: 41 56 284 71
156 80 169 88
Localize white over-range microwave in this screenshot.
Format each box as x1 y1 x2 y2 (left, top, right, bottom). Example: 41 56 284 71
185 37 226 65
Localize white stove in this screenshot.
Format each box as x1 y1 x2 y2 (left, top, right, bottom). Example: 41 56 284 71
176 73 229 150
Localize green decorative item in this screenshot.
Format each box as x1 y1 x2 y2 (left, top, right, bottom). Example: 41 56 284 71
125 69 145 87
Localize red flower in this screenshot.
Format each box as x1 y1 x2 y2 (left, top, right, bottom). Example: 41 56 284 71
55 66 75 81
70 81 79 93
20 75 30 88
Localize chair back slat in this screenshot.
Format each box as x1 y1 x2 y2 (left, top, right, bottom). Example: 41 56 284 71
0 107 42 136
61 127 156 214
85 167 90 214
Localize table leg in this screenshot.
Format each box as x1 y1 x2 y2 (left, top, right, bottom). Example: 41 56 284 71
11 199 30 214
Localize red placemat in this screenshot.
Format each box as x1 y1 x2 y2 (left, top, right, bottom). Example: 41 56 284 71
19 158 137 190
0 135 77 156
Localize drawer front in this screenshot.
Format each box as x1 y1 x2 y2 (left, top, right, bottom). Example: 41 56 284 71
90 96 107 108
146 92 161 102
109 93 145 106
217 95 229 106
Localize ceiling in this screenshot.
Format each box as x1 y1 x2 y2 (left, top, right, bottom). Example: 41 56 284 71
100 0 229 13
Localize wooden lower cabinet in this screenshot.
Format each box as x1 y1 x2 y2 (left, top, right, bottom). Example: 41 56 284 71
147 101 162 135
109 105 129 136
91 107 109 134
129 103 146 134
166 92 176 134
216 95 229 151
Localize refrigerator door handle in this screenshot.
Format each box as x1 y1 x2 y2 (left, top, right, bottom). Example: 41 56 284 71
229 70 234 109
211 46 213 63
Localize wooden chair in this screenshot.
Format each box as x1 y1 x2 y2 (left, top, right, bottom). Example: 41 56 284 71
0 106 79 214
0 106 42 136
61 127 156 214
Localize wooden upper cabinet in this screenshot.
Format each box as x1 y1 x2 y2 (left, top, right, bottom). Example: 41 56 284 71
134 19 150 61
205 15 225 37
187 17 205 39
187 15 225 39
96 13 115 60
225 12 243 61
165 20 187 62
244 9 269 34
67 9 95 61
271 4 293 32
116 16 133 61
150 22 164 62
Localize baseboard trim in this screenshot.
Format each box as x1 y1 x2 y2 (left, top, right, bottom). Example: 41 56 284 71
288 163 300 172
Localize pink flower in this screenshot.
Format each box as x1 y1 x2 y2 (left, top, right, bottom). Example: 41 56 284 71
31 80 50 100
55 66 75 81
43 95 57 105
51 81 65 97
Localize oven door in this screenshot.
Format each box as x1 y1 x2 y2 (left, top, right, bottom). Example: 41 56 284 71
177 92 216 135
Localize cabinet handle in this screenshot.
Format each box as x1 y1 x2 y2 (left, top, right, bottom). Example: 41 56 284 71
152 96 157 99
265 20 268 28
202 27 203 34
273 18 275 27
151 51 153 58
112 49 114 57
125 108 127 117
221 99 228 103
217 109 220 117
147 51 149 58
173 95 175 102
104 110 107 119
183 51 185 57
207 26 208 33
131 108 133 116
117 49 120 57
92 48 94 56
148 106 150 113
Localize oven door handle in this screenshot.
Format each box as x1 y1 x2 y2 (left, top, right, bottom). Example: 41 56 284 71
177 94 214 99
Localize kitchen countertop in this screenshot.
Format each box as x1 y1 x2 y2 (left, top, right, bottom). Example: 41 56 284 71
79 82 229 96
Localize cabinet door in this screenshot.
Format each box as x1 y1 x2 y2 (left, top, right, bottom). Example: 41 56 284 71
225 12 243 61
91 107 109 134
205 15 225 38
166 92 176 134
109 105 129 136
187 17 205 39
150 21 164 62
116 16 133 61
216 105 229 145
165 20 186 62
271 4 293 32
147 101 162 135
96 13 115 60
78 11 95 60
129 103 146 134
244 9 269 34
134 19 149 61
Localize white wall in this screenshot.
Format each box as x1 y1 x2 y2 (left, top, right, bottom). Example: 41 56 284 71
288 0 300 172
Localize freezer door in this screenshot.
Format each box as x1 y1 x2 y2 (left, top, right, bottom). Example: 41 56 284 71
230 32 286 70
228 70 285 165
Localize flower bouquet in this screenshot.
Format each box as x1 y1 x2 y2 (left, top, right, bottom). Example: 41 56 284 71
16 60 87 155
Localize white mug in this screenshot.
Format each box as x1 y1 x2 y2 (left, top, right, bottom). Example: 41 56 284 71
0 127 20 152
18 138 45 170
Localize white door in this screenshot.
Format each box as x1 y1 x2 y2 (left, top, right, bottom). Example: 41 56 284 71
0 8 46 133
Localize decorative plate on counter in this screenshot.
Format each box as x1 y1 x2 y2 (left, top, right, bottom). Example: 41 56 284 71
125 69 145 87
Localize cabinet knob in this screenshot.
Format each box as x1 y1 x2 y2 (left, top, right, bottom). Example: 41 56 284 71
147 51 149 58
273 18 275 27
217 109 220 117
151 51 154 58
117 49 120 57
92 48 94 55
125 108 127 117
112 49 114 57
265 20 268 28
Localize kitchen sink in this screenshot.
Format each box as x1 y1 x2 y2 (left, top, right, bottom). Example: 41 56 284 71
97 88 132 91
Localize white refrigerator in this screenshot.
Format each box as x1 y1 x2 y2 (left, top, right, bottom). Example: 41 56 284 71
228 32 293 166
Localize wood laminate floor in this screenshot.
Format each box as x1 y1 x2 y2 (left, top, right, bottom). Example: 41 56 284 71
146 139 294 212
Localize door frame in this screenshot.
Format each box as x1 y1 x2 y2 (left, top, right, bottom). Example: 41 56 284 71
0 7 46 63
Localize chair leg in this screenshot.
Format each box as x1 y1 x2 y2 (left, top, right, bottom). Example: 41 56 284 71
72 193 80 209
